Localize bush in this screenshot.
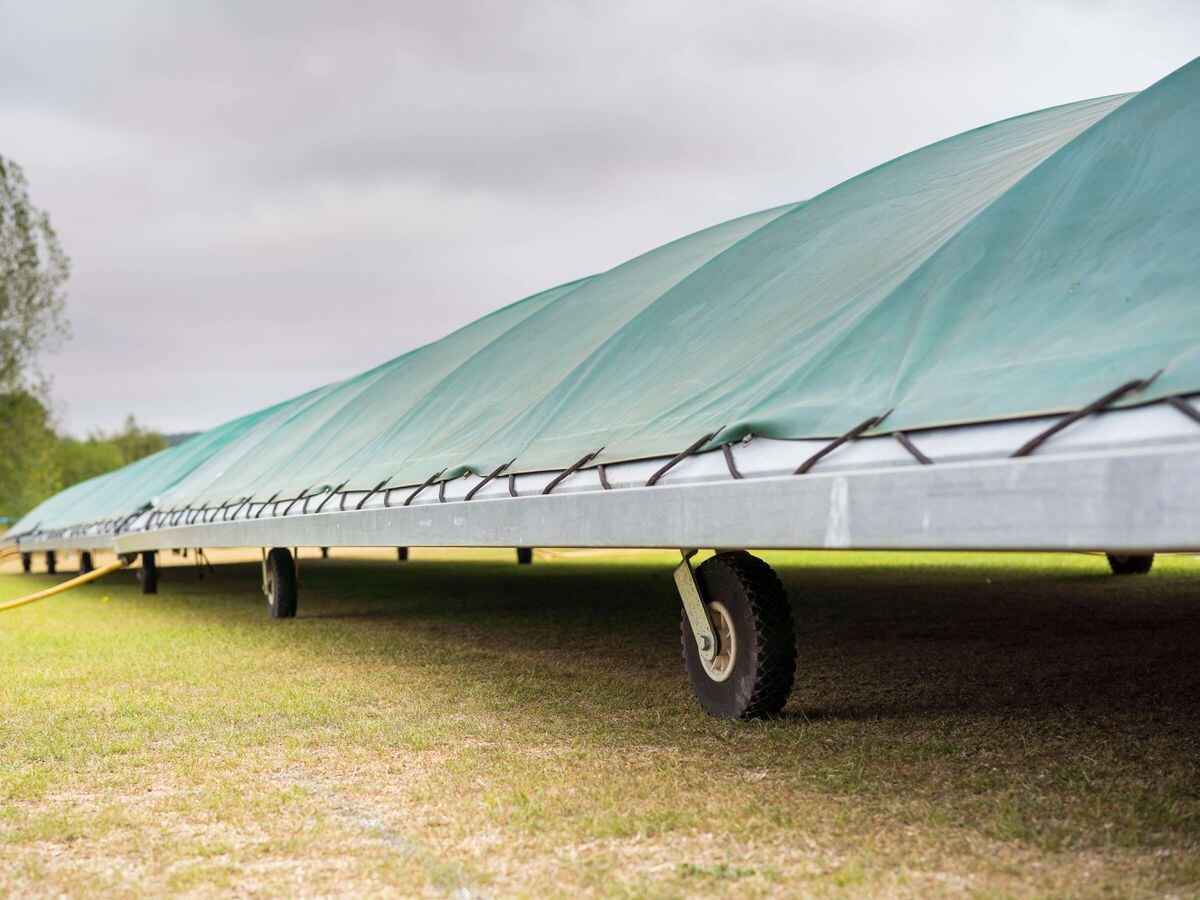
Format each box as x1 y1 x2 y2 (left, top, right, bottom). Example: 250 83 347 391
0 398 168 523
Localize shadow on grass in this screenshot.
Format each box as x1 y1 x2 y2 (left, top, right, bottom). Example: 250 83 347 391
140 552 1200 734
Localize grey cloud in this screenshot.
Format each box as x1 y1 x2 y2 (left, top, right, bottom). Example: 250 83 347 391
0 0 1196 434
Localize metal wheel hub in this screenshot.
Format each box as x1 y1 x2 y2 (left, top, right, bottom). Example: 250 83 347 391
699 600 737 682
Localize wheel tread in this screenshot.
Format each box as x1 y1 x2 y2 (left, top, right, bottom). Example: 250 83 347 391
725 552 796 719
267 548 298 618
682 551 796 720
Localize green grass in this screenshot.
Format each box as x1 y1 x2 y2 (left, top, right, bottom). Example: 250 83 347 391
0 548 1198 896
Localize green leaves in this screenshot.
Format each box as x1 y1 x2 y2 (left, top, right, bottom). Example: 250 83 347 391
0 153 70 398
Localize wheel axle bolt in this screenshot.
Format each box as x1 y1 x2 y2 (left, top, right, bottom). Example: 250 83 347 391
699 635 713 652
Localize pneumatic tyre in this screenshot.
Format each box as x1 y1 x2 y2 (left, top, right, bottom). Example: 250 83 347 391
681 551 796 720
265 547 298 619
516 547 533 565
1107 553 1154 575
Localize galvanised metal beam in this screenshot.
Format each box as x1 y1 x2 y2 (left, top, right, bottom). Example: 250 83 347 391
12 534 116 552
84 443 1200 555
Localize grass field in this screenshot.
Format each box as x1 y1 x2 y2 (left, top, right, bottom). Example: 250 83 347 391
0 547 1198 897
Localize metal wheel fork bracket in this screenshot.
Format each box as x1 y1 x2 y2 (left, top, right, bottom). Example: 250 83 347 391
261 548 271 598
674 549 718 663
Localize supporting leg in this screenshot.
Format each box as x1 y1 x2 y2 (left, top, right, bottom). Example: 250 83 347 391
79 551 94 574
516 547 533 565
263 547 298 619
1107 553 1154 575
320 547 329 558
675 550 719 663
397 546 408 562
45 551 56 575
140 551 158 594
674 550 796 720
21 553 31 574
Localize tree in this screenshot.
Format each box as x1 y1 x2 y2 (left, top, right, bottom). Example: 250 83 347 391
0 391 60 521
3 413 170 523
56 415 169 488
56 433 125 488
0 154 70 396
1 154 70 523
107 414 169 464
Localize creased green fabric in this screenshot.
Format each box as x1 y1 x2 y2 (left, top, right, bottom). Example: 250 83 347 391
13 57 1199 535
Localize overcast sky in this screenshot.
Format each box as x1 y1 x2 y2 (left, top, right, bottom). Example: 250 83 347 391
2 0 1197 435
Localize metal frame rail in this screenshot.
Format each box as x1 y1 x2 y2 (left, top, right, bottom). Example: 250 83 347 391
13 442 1197 555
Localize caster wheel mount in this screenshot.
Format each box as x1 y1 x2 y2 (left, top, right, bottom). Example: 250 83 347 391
678 550 796 720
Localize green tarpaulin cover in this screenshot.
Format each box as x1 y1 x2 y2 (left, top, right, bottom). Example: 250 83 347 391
13 57 1200 535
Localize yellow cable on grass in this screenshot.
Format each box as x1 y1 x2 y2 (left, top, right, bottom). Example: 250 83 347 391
0 558 128 613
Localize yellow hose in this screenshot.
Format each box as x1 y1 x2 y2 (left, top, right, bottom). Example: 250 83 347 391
0 558 128 613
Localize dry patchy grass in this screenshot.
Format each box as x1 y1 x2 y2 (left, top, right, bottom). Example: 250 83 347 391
0 548 1197 897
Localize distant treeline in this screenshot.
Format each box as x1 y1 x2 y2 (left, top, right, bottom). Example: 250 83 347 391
0 392 167 522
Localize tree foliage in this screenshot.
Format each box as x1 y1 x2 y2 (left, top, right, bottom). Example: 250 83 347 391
58 415 169 488
1 402 168 522
0 392 60 520
0 154 70 395
106 414 169 465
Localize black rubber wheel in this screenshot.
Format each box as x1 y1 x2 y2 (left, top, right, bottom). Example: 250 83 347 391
320 547 329 559
1107 553 1154 575
79 551 94 574
397 546 409 562
681 551 796 720
21 553 31 574
265 547 298 619
139 551 158 594
516 547 533 565
45 551 56 575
